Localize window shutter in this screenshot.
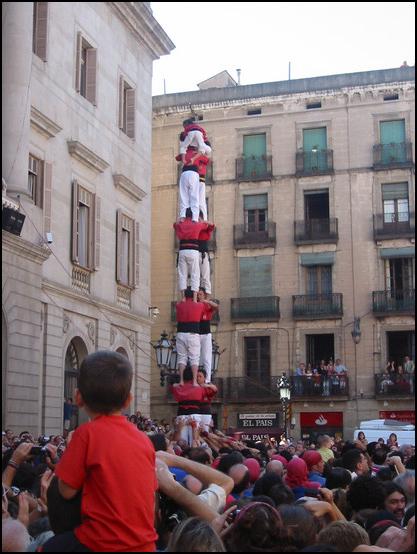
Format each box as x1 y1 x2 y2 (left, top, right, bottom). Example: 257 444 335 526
382 183 409 200
239 256 272 297
75 32 82 92
303 128 327 150
118 77 124 129
35 2 48 61
125 88 135 139
71 181 79 263
380 120 406 145
134 221 140 287
116 209 123 282
86 48 97 105
244 194 268 211
43 162 52 230
93 195 101 269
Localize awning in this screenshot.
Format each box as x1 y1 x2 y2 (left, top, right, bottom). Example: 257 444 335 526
380 247 415 259
300 252 335 266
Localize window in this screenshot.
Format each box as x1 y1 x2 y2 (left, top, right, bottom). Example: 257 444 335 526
71 181 100 270
119 77 136 139
75 33 97 104
116 210 139 288
33 2 48 60
28 155 43 206
247 108 262 115
242 133 267 178
382 183 409 223
306 102 322 109
245 336 270 384
244 194 268 232
302 127 328 172
385 258 414 292
383 94 399 101
239 256 272 297
306 265 332 295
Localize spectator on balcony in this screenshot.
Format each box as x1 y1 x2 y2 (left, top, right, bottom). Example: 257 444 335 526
396 365 411 394
294 363 306 395
304 363 314 395
328 362 340 395
319 360 331 396
404 356 415 394
312 368 321 394
386 360 397 376
379 369 394 394
335 359 348 393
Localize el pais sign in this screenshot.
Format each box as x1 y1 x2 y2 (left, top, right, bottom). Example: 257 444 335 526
237 413 280 429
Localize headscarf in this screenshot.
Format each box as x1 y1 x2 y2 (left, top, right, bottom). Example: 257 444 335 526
271 454 289 467
285 457 321 490
303 450 323 470
244 458 261 484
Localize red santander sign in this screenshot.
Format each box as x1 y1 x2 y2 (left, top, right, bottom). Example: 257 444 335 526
300 412 343 428
379 411 415 425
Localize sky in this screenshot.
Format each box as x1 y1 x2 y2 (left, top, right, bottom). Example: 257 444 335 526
151 2 415 96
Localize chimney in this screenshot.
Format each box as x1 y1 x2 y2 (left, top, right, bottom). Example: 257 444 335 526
236 68 241 85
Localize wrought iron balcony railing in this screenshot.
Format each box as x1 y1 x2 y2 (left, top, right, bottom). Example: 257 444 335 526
233 222 276 248
373 213 414 240
293 293 343 319
236 155 273 181
372 289 415 316
171 299 220 324
294 218 338 244
296 149 334 176
290 375 349 398
231 296 280 322
373 142 414 170
375 374 415 397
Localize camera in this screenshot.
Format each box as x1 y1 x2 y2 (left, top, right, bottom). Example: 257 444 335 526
30 446 48 457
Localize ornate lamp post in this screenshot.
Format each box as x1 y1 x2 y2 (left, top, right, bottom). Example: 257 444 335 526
152 330 174 386
278 372 291 441
351 317 361 345
211 337 221 380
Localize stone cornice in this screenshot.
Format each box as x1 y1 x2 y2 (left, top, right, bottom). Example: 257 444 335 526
30 106 62 138
42 279 151 327
108 2 175 60
2 231 51 264
67 140 109 173
113 174 147 202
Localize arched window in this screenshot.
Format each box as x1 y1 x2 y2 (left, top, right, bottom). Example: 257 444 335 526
64 337 88 429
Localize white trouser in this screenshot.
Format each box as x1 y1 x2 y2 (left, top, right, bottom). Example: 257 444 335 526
198 414 213 432
180 131 212 156
199 179 207 220
199 252 211 294
177 332 201 366
178 249 200 292
179 170 200 221
199 333 212 382
175 414 202 446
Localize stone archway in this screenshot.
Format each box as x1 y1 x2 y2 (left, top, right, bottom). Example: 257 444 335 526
64 337 89 428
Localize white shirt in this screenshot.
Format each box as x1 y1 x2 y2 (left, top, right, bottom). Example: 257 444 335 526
198 483 226 513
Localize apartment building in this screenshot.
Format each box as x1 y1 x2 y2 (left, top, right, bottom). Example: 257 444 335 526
2 2 173 433
151 67 415 441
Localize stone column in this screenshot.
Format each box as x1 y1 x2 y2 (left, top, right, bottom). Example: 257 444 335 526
2 2 33 197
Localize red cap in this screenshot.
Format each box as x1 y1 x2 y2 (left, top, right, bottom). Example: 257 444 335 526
303 450 323 469
271 454 288 467
244 458 261 483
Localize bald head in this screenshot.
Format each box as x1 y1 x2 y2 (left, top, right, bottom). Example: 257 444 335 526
229 463 249 484
266 460 284 477
2 518 30 552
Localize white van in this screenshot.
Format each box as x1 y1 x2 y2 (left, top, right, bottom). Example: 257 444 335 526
353 419 415 446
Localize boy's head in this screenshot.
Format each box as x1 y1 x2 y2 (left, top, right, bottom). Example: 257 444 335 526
184 287 194 299
183 365 193 383
183 117 195 127
77 350 132 414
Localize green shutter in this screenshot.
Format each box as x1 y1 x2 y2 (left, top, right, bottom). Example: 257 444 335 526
382 183 409 200
239 256 272 297
243 134 267 178
380 120 405 144
380 247 414 259
303 128 327 151
244 194 268 210
300 252 335 266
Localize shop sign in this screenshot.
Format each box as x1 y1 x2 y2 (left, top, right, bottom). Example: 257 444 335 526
379 411 415 425
300 412 343 428
237 413 279 429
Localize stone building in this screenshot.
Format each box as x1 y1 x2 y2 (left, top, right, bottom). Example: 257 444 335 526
2 2 174 434
151 67 415 441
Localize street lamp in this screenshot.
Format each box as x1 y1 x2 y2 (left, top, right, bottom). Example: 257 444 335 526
278 372 291 440
211 337 221 379
152 330 174 386
351 317 361 345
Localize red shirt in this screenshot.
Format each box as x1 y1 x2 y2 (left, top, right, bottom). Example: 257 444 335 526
173 219 209 241
201 303 215 322
184 123 208 142
55 415 157 552
198 223 215 241
176 299 204 323
171 383 207 403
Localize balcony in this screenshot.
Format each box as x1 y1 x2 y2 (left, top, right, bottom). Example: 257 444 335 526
294 218 338 245
296 149 334 177
71 266 91 294
375 374 414 397
372 289 415 316
373 213 415 240
174 228 217 252
171 299 220 324
233 222 276 249
236 155 273 181
290 375 349 399
293 293 343 319
231 296 280 322
373 142 414 170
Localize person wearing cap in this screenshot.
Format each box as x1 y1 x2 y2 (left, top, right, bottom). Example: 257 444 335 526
173 211 212 302
303 450 326 487
197 288 218 383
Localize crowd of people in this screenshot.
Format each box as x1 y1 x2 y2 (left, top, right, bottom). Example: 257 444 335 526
2 350 415 552
293 359 348 396
379 357 415 395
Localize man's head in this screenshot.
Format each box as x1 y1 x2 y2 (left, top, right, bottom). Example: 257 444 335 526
383 482 407 523
393 470 415 507
265 460 284 478
197 288 207 302
183 365 193 383
299 363 306 370
400 444 414 462
183 118 196 127
228 463 251 495
318 434 333 450
404 356 410 362
287 445 296 456
197 369 206 385
2 518 31 552
347 476 386 512
184 287 194 300
77 350 133 414
342 449 369 476
303 450 325 474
